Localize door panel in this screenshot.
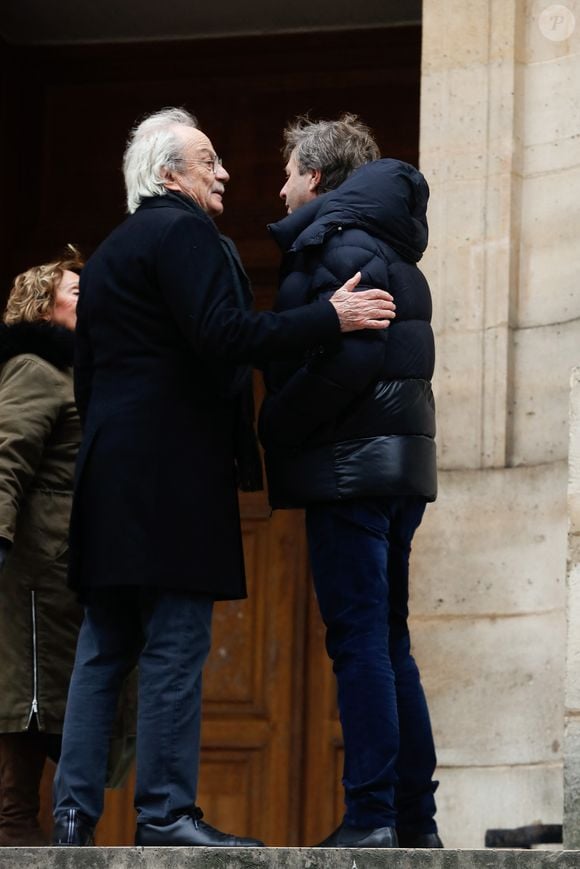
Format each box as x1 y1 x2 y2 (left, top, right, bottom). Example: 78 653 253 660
300 584 344 845
198 503 309 845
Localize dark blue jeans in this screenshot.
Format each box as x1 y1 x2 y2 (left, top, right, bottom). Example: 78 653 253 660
53 587 213 826
306 497 438 833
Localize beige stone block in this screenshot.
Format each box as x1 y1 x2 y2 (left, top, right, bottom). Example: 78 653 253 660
564 375 580 844
432 332 483 469
487 58 520 174
568 498 580 539
569 367 580 531
517 166 580 328
520 53 580 156
420 69 495 182
524 136 580 183
522 0 580 65
510 319 580 465
425 190 512 331
481 323 512 467
411 464 567 617
426 178 489 254
564 714 580 848
422 0 519 73
427 219 486 337
422 0 492 73
519 154 579 222
421 69 517 183
565 562 580 710
412 611 565 766
424 177 514 318
436 763 563 848
422 181 517 470
519 234 580 330
432 325 514 470
569 532 580 568
569 369 580 509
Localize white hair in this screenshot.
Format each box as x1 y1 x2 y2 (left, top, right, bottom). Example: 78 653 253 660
123 107 198 213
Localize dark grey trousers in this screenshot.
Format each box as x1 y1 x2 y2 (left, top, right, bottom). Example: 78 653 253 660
53 587 213 825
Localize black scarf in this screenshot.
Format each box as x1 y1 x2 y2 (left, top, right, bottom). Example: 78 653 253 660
164 191 263 493
0 321 74 368
218 236 263 493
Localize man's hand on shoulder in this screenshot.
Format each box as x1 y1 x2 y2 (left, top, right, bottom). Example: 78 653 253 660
329 272 396 333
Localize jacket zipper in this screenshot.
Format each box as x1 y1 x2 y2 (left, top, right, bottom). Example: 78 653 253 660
26 590 39 727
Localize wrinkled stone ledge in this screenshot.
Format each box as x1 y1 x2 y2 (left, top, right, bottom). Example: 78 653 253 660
0 849 578 869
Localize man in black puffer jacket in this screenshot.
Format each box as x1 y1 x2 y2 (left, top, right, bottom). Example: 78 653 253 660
259 115 442 849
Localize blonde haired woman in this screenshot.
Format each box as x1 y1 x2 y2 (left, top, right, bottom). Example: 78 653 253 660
0 248 83 845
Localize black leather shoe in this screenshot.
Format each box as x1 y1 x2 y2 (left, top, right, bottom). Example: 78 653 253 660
315 822 398 847
52 809 95 846
135 807 264 847
397 830 443 848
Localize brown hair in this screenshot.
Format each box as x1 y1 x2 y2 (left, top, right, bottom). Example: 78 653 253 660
283 113 381 194
4 245 84 325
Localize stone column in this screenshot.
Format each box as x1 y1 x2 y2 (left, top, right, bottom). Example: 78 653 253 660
564 368 580 849
420 0 521 471
416 0 580 847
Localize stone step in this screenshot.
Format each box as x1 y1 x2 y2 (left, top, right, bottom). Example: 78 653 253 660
0 849 579 869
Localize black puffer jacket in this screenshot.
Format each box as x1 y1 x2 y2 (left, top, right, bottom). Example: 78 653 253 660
259 158 437 508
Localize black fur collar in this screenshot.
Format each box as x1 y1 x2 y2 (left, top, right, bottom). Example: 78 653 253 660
0 321 74 369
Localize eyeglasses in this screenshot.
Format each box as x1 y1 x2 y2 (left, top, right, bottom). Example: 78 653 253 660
188 156 223 174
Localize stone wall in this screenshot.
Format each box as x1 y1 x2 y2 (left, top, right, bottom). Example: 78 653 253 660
416 0 580 847
564 369 580 848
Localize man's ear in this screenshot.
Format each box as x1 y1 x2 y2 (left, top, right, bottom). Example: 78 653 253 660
160 166 180 191
309 168 322 195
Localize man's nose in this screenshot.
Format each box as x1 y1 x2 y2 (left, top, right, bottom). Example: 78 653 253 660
279 183 287 200
216 163 230 182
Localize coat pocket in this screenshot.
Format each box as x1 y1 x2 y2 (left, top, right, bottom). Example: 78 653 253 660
13 488 72 567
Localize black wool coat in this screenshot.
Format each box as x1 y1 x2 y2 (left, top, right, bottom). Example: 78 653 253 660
259 159 437 509
70 191 339 599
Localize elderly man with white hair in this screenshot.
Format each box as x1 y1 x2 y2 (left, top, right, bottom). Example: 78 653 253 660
51 107 396 848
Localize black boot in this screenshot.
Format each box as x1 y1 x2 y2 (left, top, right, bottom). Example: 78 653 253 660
315 822 398 848
0 732 49 846
135 806 264 847
52 809 95 846
397 829 443 848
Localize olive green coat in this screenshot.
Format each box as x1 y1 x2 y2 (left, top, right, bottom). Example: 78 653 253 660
0 323 82 734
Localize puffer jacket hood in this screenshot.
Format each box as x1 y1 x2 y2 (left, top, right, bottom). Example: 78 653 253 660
0 321 74 369
269 158 429 263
